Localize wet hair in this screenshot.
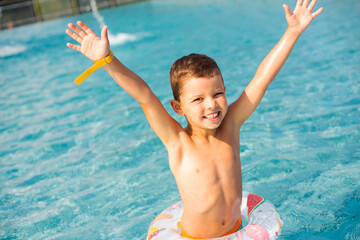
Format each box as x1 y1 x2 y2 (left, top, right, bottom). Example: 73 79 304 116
169 53 222 101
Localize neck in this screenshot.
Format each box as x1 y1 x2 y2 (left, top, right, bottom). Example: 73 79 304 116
185 124 218 140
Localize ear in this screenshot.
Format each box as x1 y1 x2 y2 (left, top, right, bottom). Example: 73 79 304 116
170 100 184 115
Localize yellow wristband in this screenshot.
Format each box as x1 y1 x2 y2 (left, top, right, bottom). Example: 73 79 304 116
74 50 114 85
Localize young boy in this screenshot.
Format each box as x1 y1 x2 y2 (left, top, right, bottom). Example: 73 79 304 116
66 0 323 238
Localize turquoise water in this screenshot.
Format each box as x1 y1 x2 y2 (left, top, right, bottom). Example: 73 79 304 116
1 0 359 239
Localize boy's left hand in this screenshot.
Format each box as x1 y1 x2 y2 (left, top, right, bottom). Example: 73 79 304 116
283 0 323 35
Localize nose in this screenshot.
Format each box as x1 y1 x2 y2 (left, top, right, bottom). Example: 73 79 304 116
205 97 217 109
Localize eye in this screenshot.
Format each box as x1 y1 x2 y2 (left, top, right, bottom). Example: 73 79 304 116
192 97 202 102
214 92 224 97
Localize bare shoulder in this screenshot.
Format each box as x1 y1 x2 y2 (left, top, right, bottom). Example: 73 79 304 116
220 105 241 137
166 128 189 172
215 107 241 154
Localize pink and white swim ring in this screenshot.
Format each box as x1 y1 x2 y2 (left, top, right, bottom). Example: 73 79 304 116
148 191 283 240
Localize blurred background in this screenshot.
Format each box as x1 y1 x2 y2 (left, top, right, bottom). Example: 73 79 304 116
0 0 143 30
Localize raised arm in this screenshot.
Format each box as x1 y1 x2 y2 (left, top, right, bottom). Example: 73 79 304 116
66 21 182 146
228 0 323 128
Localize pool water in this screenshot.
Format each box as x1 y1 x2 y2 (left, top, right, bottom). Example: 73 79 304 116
1 0 359 239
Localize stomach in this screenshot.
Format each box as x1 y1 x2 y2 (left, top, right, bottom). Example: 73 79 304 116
180 197 242 238
178 178 243 238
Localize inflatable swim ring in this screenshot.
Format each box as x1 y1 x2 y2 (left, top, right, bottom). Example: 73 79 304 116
148 191 283 240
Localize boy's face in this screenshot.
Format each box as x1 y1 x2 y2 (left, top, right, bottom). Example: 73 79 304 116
177 74 228 130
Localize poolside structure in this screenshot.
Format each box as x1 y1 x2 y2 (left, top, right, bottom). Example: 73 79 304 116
0 0 143 30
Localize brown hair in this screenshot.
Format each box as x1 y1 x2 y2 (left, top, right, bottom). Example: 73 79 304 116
169 53 222 101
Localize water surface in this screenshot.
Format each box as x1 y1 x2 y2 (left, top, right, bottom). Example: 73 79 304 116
1 0 359 239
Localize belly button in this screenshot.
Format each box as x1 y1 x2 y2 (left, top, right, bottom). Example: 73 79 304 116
221 219 226 225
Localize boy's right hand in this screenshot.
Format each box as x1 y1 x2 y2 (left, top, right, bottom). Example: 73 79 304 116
66 21 110 61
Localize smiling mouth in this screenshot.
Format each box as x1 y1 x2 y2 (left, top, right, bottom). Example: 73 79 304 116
203 111 220 120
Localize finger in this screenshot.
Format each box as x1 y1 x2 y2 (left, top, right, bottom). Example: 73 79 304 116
66 42 81 52
303 0 310 8
77 21 94 35
308 0 317 11
66 29 83 44
101 25 108 41
296 0 302 7
312 7 324 18
283 4 292 17
68 23 87 38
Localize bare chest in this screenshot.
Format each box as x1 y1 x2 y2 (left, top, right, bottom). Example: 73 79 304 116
174 139 242 196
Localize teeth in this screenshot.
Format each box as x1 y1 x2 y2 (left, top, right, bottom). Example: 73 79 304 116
206 112 219 119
